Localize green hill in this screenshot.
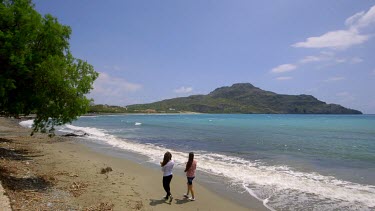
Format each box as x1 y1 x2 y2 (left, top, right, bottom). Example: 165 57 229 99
127 83 362 114
88 104 129 113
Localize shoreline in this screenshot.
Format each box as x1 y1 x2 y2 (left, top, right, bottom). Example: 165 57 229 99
80 139 268 210
0 117 264 210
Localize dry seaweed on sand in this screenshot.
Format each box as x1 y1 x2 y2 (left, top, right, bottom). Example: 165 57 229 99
100 166 113 178
100 166 113 174
67 181 88 197
84 202 114 211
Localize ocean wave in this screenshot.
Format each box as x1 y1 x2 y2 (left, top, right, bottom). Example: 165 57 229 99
19 120 375 210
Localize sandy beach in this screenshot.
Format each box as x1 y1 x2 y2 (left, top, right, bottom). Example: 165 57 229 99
0 117 264 210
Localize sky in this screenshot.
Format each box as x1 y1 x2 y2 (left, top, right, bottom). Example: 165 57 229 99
33 0 375 113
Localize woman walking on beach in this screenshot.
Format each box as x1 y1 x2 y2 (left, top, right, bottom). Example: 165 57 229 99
184 152 197 201
160 151 174 202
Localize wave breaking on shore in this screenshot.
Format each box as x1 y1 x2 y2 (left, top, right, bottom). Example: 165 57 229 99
20 119 375 210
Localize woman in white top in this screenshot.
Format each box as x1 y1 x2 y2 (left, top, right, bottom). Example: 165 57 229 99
160 151 174 202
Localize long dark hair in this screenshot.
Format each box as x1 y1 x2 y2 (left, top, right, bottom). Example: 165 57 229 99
184 152 194 172
161 151 172 167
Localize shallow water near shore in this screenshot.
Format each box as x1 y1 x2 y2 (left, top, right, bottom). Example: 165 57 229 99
76 139 267 210
20 114 375 210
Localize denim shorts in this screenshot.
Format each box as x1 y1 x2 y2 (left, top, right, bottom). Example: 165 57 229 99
187 176 195 185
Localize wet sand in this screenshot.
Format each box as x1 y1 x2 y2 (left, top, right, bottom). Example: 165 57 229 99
0 117 266 210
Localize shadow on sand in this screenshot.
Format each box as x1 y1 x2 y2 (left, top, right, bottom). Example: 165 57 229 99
174 198 191 205
149 197 193 207
149 198 171 206
0 139 53 192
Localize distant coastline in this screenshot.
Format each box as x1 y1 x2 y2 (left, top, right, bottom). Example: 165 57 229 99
91 83 362 115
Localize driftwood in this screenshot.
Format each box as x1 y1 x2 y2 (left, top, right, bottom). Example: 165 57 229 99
63 132 89 137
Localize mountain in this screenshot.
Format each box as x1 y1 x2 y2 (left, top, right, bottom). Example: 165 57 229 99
127 83 362 114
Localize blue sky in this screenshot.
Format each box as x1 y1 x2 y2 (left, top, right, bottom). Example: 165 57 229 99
34 1 375 113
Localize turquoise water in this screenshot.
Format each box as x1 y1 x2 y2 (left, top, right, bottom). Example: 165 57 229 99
23 114 375 210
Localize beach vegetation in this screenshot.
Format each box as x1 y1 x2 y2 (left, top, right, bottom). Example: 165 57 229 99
0 0 98 134
88 104 129 114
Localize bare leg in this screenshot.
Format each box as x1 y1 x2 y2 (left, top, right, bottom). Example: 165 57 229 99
189 184 195 199
186 183 190 195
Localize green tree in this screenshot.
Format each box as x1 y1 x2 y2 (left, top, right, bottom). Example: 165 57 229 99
0 0 98 134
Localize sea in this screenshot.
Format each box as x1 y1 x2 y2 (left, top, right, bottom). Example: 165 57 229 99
20 114 375 211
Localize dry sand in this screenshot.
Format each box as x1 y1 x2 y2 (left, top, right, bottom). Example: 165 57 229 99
0 180 11 211
0 117 264 210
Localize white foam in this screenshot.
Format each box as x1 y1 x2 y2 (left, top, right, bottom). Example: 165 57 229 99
69 124 375 209
18 120 375 210
135 122 142 126
19 120 34 128
262 197 276 211
64 124 107 137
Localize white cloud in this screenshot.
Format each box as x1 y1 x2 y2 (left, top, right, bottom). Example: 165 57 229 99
297 51 362 67
299 56 323 64
299 52 335 64
293 5 375 49
324 76 345 82
273 51 361 75
276 76 293 80
271 51 361 75
292 30 368 49
345 11 366 27
335 58 347 63
94 72 142 93
88 72 142 105
333 57 363 64
350 57 363 64
345 5 375 30
174 86 193 94
271 64 297 73
270 6 372 77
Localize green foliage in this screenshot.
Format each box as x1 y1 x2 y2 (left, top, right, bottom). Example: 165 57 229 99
127 83 362 114
0 0 98 134
88 104 130 114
